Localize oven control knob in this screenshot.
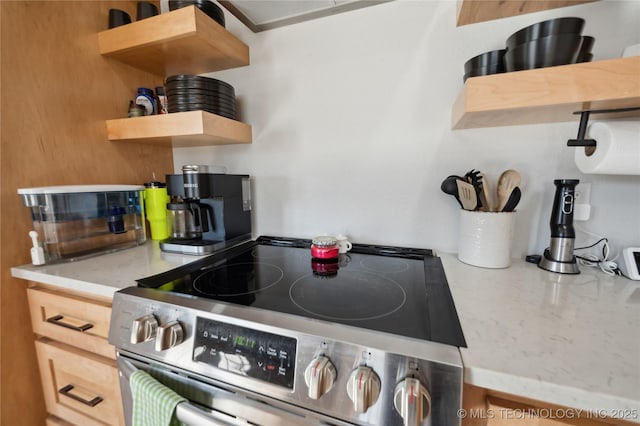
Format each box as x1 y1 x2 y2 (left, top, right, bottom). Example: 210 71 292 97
130 314 158 344
346 366 381 413
393 378 431 426
304 356 336 399
155 321 184 351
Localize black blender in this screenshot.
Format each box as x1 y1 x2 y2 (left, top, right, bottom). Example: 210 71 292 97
538 179 580 274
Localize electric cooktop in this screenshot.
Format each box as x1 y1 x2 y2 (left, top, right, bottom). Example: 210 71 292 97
138 236 466 347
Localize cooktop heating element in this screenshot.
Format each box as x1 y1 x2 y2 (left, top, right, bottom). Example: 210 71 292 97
109 236 466 425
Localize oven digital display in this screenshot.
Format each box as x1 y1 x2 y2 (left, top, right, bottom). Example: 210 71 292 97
234 335 257 350
193 317 297 389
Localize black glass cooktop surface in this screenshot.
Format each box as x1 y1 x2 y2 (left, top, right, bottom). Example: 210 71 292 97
138 236 466 347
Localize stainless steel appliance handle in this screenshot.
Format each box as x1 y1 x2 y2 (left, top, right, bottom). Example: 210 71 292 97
118 358 236 426
119 357 137 380
175 403 235 426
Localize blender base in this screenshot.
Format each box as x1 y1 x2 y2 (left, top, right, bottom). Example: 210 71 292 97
538 249 580 274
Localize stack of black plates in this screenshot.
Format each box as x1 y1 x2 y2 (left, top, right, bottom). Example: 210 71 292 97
165 75 237 120
168 0 225 27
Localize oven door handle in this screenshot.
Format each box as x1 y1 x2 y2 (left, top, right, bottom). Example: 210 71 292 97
119 358 237 426
176 402 237 426
119 357 137 380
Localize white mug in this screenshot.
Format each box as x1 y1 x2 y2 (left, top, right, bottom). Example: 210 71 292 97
335 234 352 254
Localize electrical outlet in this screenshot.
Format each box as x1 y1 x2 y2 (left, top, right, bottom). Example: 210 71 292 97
574 182 592 221
575 182 591 205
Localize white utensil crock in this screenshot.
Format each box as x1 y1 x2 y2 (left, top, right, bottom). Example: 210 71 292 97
458 210 516 268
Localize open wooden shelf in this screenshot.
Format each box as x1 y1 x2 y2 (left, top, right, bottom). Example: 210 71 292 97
452 56 640 129
106 111 252 147
98 6 249 76
99 7 252 147
456 0 596 26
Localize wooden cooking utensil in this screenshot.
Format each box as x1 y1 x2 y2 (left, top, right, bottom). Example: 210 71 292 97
478 172 494 211
456 179 477 211
496 169 521 212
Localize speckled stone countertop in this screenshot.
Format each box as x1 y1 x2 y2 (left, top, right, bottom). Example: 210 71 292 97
10 242 206 298
440 253 640 422
11 244 640 422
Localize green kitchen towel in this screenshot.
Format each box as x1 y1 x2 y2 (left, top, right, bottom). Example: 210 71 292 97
130 369 186 426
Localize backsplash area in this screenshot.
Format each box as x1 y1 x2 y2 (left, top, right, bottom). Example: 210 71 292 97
173 0 640 258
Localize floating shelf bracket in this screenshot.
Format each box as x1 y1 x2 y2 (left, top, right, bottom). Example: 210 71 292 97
567 106 640 147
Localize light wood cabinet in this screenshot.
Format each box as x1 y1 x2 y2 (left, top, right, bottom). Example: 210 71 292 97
46 416 74 426
463 384 636 426
28 285 124 426
27 287 114 359
1 2 174 424
98 5 253 147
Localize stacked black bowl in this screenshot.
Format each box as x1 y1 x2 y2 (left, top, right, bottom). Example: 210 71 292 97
165 75 237 120
168 0 225 27
576 36 595 63
504 17 589 71
463 49 506 82
462 17 595 81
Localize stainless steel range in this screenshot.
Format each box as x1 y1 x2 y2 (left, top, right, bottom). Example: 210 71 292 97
108 236 466 426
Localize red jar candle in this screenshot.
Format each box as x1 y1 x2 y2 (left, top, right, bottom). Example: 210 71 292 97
311 236 340 259
311 258 339 276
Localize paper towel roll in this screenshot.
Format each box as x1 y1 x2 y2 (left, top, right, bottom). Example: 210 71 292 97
574 121 640 175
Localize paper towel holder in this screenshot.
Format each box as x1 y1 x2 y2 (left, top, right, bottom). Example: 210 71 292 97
567 106 640 148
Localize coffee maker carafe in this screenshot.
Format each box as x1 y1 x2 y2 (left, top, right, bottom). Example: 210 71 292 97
166 165 210 240
166 202 202 239
160 165 252 255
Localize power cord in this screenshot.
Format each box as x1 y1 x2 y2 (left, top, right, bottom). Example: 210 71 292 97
573 236 620 276
527 226 622 277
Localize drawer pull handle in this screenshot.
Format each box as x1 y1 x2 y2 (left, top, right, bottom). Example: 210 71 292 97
46 314 93 332
59 384 103 407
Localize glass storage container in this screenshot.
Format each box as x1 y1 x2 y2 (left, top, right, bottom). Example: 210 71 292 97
18 185 146 263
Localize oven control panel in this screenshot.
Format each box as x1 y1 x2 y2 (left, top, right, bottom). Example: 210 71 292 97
192 317 297 389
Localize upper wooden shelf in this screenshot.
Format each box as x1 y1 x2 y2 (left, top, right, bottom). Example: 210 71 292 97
456 0 596 26
452 57 640 129
98 6 249 76
106 111 252 147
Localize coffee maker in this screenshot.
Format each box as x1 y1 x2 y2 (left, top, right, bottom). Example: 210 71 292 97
538 179 580 274
160 165 252 255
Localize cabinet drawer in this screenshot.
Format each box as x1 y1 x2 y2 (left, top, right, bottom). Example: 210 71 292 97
27 287 115 359
46 415 74 426
35 339 124 426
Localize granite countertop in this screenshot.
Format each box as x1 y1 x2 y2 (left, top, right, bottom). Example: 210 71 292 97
10 242 207 298
440 253 640 422
11 243 640 422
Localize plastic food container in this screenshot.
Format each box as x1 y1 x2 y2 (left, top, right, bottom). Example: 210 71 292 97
18 185 146 263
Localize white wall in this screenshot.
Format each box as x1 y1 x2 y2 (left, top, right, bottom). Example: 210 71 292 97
174 0 640 260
